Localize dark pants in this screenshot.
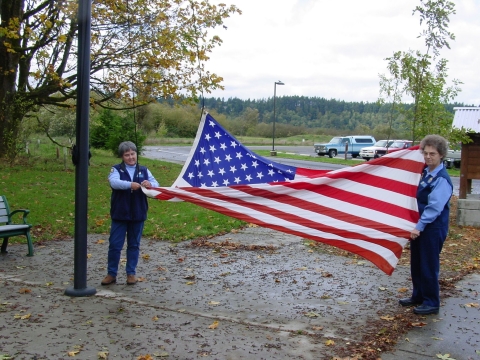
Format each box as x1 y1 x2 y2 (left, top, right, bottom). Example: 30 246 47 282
410 225 447 307
107 220 144 277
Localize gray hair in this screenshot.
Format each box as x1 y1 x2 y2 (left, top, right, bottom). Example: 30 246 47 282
118 141 137 157
419 135 448 159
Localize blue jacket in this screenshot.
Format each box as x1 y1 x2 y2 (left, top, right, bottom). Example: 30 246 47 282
110 163 149 221
417 166 453 229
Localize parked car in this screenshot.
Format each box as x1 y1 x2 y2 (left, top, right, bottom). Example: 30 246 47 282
314 135 376 158
443 149 461 169
359 140 394 160
359 140 413 160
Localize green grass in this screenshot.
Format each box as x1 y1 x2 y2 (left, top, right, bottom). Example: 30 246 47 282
1 144 244 245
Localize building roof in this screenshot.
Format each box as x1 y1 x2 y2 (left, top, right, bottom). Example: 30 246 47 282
453 107 480 132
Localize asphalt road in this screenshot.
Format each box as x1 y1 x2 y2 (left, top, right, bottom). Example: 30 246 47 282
142 145 480 196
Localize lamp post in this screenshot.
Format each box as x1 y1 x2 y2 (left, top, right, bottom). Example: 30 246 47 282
272 80 285 155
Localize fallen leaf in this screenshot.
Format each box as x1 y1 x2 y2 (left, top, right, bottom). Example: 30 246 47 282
311 326 323 331
432 337 443 340
208 320 219 329
95 239 105 244
45 282 53 286
137 277 146 282
208 301 220 306
186 281 195 285
378 286 387 291
436 354 455 360
464 302 479 308
380 315 395 321
152 316 159 321
14 313 31 320
136 355 153 360
304 312 320 318
67 350 80 356
142 254 150 260
19 288 31 294
87 254 92 258
97 351 108 359
325 339 335 346
411 322 427 327
398 287 409 293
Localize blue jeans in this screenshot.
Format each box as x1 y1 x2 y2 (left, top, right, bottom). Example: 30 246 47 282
107 220 144 277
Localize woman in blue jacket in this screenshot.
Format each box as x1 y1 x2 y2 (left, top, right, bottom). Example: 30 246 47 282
399 135 453 315
101 141 159 286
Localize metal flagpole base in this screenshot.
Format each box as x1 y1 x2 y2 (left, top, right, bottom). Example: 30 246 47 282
64 286 97 297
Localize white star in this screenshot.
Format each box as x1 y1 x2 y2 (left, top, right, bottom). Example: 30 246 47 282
200 147 206 154
223 179 230 186
188 172 194 179
236 152 243 160
211 181 218 187
209 145 217 153
205 133 211 141
230 165 237 173
208 120 215 127
268 169 275 176
225 154 232 162
241 163 248 171
214 156 221 164
257 172 264 179
220 143 227 150
230 141 238 148
197 172 203 179
219 168 226 175
214 131 222 139
203 158 210 166
268 163 274 167
207 170 215 177
245 174 252 182
286 169 294 174
194 159 200 167
234 177 241 184
251 160 259 168
201 183 207 187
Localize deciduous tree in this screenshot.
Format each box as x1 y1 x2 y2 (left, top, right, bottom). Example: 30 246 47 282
0 0 240 160
378 0 464 143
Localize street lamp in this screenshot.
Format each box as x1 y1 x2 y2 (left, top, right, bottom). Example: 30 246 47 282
272 80 285 155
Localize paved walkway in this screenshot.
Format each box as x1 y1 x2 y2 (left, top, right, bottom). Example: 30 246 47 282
1 227 479 359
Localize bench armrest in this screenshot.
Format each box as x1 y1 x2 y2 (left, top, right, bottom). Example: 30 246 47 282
8 209 30 225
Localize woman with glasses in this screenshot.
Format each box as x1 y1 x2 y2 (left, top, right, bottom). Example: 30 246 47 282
399 135 453 315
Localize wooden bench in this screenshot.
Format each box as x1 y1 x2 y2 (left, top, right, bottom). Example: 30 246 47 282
0 195 34 256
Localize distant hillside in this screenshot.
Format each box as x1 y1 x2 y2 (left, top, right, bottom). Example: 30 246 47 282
197 96 468 130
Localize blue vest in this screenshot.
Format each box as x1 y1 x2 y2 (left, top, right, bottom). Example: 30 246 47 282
110 163 149 221
417 166 453 228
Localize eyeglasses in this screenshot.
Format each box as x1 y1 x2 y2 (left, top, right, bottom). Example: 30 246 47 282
422 151 439 157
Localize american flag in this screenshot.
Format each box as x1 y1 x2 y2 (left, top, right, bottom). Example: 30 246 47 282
144 113 425 275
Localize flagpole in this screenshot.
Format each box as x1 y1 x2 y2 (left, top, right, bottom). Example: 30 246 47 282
272 80 285 156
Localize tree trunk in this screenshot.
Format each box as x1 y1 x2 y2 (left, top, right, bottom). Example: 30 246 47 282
0 0 25 160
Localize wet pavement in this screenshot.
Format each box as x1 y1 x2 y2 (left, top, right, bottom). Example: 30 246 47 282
1 227 479 359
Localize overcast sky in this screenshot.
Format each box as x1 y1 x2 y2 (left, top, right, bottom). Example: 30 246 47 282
204 0 480 106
